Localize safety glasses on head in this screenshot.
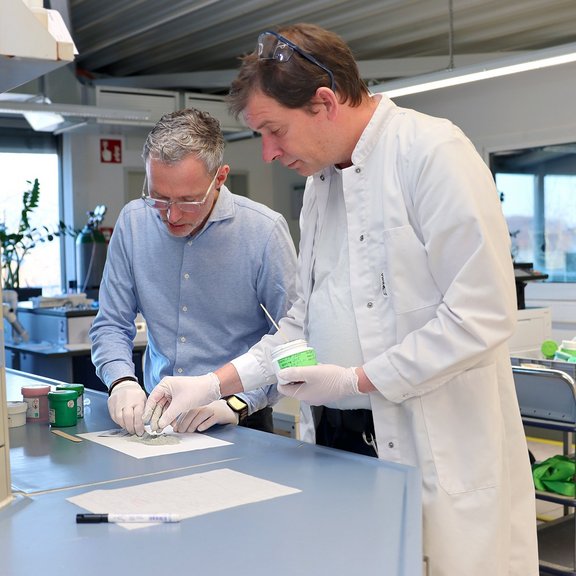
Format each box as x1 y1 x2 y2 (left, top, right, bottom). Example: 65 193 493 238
257 30 336 92
141 169 219 213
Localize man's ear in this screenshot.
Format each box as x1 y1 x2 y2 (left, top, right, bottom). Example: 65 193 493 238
314 87 339 120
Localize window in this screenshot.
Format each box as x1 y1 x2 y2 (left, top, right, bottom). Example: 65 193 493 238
491 143 576 282
0 130 62 294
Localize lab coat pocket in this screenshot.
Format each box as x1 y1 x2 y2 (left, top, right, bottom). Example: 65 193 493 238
382 225 442 315
421 363 501 495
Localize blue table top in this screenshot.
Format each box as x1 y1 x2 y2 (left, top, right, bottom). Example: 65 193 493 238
2 369 422 576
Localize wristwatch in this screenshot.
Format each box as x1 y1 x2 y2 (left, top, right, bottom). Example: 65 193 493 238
224 395 249 423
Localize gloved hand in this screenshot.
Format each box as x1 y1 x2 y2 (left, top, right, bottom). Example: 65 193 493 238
173 400 239 433
143 373 221 433
278 364 363 406
107 380 147 436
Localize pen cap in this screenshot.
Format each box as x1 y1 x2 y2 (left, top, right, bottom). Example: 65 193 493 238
76 514 107 523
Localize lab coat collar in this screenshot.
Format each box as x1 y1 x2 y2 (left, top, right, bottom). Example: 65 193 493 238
351 94 397 167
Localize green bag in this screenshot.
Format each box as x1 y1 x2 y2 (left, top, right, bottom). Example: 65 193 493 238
532 455 575 497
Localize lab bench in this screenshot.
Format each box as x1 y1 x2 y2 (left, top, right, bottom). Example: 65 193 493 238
1 369 423 576
4 342 145 392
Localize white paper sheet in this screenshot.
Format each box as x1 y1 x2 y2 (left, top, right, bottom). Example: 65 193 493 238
68 468 301 529
77 427 231 459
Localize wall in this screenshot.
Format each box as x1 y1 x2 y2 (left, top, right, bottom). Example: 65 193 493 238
391 60 576 341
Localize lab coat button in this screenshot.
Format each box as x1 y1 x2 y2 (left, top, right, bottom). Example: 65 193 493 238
320 174 325 181
388 442 394 448
367 301 374 308
359 234 364 241
355 167 361 173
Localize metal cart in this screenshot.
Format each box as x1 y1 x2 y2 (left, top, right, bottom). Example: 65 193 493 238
513 364 576 575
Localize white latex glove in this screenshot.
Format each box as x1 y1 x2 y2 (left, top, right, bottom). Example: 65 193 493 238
107 380 147 436
174 400 239 433
278 365 362 406
143 373 221 432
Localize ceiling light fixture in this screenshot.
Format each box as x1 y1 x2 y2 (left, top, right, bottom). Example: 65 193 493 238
372 0 576 99
372 41 576 98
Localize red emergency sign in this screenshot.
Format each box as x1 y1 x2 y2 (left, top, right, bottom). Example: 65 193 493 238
100 139 122 164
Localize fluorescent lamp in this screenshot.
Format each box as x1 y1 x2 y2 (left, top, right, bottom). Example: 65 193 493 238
372 41 576 98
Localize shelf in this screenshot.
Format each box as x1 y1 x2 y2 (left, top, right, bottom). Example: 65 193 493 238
538 514 576 575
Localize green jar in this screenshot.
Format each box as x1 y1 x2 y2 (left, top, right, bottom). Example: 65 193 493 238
48 390 78 427
56 384 85 418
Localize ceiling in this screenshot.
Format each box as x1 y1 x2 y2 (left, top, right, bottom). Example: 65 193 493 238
61 0 576 94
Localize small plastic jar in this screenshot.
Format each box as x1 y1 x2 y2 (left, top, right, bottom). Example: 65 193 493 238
48 390 78 428
7 401 28 428
21 385 51 424
271 339 317 383
56 384 85 418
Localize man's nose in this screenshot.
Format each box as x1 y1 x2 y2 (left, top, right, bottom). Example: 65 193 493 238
261 137 281 164
166 203 181 221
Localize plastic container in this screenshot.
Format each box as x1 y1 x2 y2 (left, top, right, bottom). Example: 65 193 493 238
56 384 85 418
559 340 576 357
271 339 317 383
7 401 28 428
48 390 78 428
21 385 51 424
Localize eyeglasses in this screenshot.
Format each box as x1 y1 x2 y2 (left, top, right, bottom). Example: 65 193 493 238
257 30 336 92
141 169 220 213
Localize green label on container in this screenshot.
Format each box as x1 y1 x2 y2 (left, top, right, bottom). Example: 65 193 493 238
277 349 317 369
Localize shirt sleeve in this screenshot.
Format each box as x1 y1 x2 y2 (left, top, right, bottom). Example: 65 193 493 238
232 213 307 392
89 209 139 389
237 385 282 415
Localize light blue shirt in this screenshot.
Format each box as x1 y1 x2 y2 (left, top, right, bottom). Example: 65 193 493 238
89 185 298 414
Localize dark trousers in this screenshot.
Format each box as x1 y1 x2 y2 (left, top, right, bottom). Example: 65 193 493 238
240 406 274 433
313 407 377 458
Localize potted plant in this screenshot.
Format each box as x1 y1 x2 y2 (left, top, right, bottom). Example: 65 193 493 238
0 178 75 299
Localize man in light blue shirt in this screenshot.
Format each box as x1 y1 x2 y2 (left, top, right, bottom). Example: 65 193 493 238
90 108 297 436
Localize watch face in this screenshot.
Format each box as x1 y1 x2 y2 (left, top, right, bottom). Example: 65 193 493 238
227 396 247 412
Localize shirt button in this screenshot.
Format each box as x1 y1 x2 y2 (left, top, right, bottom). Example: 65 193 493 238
367 301 374 308
180 336 186 343
184 273 190 279
182 306 188 312
355 167 361 173
187 240 193 246
177 368 183 374
388 441 394 449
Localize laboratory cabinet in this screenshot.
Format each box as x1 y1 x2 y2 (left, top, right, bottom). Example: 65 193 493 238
508 307 552 358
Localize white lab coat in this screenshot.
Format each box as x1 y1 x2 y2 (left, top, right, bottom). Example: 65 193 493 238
234 96 538 575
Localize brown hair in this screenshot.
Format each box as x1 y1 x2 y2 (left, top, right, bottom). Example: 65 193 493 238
227 23 369 118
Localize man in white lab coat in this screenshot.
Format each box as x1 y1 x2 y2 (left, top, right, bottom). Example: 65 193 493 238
144 23 538 575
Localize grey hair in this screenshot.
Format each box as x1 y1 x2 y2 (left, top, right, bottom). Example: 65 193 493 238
142 108 225 174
